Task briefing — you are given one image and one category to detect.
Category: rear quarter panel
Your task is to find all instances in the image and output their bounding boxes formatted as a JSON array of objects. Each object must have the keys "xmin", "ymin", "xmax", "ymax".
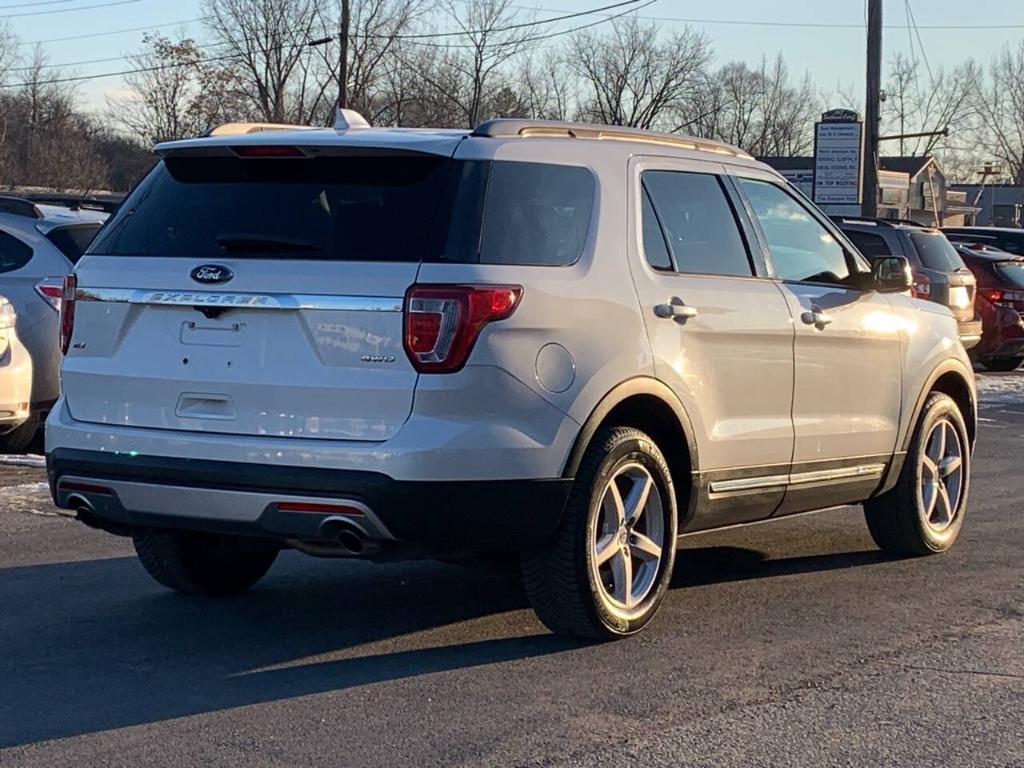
[{"xmin": 415, "ymin": 137, "xmax": 652, "ymax": 466}]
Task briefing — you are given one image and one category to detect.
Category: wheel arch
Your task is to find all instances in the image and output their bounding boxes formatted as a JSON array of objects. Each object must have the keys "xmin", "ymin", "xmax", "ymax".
[
  {"xmin": 563, "ymin": 377, "xmax": 699, "ymax": 521},
  {"xmin": 905, "ymin": 361, "xmax": 977, "ymax": 452}
]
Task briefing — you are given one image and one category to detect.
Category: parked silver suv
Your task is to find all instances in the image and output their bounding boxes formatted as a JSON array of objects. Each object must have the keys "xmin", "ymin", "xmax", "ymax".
[{"xmin": 46, "ymin": 116, "xmax": 976, "ymax": 639}]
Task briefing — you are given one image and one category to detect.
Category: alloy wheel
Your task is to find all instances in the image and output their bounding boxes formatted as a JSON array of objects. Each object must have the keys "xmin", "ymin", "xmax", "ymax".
[{"xmin": 919, "ymin": 418, "xmax": 964, "ymax": 533}]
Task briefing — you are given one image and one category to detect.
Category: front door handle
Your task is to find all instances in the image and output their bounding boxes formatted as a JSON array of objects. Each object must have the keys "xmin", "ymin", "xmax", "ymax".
[
  {"xmin": 654, "ymin": 297, "xmax": 699, "ymax": 322},
  {"xmin": 801, "ymin": 307, "xmax": 834, "ymax": 329}
]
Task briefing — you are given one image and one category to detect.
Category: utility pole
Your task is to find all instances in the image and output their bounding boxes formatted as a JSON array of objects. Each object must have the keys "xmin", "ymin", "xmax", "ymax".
[
  {"xmin": 337, "ymin": 0, "xmax": 350, "ymax": 109},
  {"xmin": 863, "ymin": 0, "xmax": 882, "ymax": 218}
]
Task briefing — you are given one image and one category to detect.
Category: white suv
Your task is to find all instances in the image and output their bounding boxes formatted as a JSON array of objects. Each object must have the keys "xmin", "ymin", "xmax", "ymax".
[{"xmin": 46, "ymin": 115, "xmax": 976, "ymax": 639}]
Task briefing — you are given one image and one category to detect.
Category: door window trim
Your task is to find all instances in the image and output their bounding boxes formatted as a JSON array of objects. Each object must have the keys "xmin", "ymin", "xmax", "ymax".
[
  {"xmin": 732, "ymin": 173, "xmax": 873, "ymax": 290},
  {"xmin": 633, "ymin": 162, "xmax": 771, "ymax": 281}
]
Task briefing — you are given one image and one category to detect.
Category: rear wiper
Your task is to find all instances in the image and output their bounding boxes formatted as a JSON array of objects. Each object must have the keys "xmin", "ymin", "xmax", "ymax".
[{"xmin": 217, "ymin": 234, "xmax": 322, "ymax": 253}]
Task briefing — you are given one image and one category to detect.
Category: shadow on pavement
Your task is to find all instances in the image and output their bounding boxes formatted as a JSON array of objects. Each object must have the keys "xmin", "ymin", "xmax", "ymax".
[{"xmin": 0, "ymin": 541, "xmax": 890, "ymax": 748}]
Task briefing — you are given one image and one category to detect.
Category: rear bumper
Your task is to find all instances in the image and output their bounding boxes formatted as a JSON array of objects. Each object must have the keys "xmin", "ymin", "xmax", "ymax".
[
  {"xmin": 957, "ymin": 318, "xmax": 984, "ymax": 350},
  {"xmin": 47, "ymin": 448, "xmax": 572, "ymax": 553}
]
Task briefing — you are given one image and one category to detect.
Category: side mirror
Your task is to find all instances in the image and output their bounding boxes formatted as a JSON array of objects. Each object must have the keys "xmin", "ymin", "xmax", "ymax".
[{"xmin": 871, "ymin": 255, "xmax": 913, "ymax": 293}]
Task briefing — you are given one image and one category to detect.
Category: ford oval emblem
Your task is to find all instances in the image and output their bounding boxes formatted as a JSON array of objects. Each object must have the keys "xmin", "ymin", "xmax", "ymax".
[{"xmin": 191, "ymin": 264, "xmax": 233, "ymax": 285}]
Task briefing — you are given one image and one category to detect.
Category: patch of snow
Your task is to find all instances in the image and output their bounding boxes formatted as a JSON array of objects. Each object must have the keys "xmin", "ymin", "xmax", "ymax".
[
  {"xmin": 0, "ymin": 454, "xmax": 46, "ymax": 468},
  {"xmin": 974, "ymin": 372, "xmax": 1024, "ymax": 408}
]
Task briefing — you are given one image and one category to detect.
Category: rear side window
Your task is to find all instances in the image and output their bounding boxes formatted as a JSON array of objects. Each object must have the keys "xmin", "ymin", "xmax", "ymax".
[
  {"xmin": 909, "ymin": 231, "xmax": 965, "ymax": 272},
  {"xmin": 0, "ymin": 230, "xmax": 32, "ymax": 273},
  {"xmin": 640, "ymin": 187, "xmax": 672, "ymax": 270},
  {"xmin": 641, "ymin": 170, "xmax": 752, "ymax": 277},
  {"xmin": 438, "ymin": 160, "xmax": 594, "ymax": 266},
  {"xmin": 46, "ymin": 225, "xmax": 101, "ymax": 263},
  {"xmin": 843, "ymin": 229, "xmax": 891, "ymax": 258}
]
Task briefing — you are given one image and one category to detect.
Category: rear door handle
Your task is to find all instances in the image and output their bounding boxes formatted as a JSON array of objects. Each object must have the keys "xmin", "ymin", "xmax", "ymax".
[
  {"xmin": 654, "ymin": 297, "xmax": 699, "ymax": 322},
  {"xmin": 801, "ymin": 308, "xmax": 833, "ymax": 329}
]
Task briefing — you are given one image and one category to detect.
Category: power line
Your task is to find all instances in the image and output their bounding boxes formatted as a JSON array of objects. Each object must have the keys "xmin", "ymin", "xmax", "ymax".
[
  {"xmin": 0, "ymin": 0, "xmax": 139, "ymax": 18},
  {"xmin": 0, "ymin": 0, "xmax": 92, "ymax": 9},
  {"xmin": 513, "ymin": 4, "xmax": 1024, "ymax": 30},
  {"xmin": 8, "ymin": 0, "xmax": 642, "ymax": 72},
  {"xmin": 0, "ymin": 0, "xmax": 650, "ymax": 88},
  {"xmin": 905, "ymin": 0, "xmax": 935, "ymax": 84},
  {"xmin": 18, "ymin": 17, "xmax": 203, "ymax": 46}
]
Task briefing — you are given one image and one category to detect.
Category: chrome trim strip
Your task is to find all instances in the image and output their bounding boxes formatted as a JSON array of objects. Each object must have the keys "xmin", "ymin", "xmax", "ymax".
[
  {"xmin": 75, "ymin": 287, "xmax": 403, "ymax": 313},
  {"xmin": 709, "ymin": 463, "xmax": 886, "ymax": 494},
  {"xmin": 789, "ymin": 463, "xmax": 886, "ymax": 486},
  {"xmin": 709, "ymin": 474, "xmax": 789, "ymax": 494}
]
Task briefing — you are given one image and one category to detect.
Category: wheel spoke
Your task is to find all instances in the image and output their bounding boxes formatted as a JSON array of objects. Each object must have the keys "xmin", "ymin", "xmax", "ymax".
[
  {"xmin": 934, "ymin": 483, "xmax": 953, "ymax": 526},
  {"xmin": 624, "ymin": 473, "xmax": 653, "ymax": 526},
  {"xmin": 923, "ymin": 480, "xmax": 939, "ymax": 519},
  {"xmin": 921, "ymin": 454, "xmax": 938, "ymax": 478},
  {"xmin": 595, "ymin": 533, "xmax": 619, "ymax": 567},
  {"xmin": 630, "ymin": 531, "xmax": 662, "ymax": 561},
  {"xmin": 938, "ymin": 454, "xmax": 962, "ymax": 478},
  {"xmin": 611, "ymin": 548, "xmax": 633, "ymax": 607},
  {"xmin": 606, "ymin": 479, "xmax": 626, "ymax": 527}
]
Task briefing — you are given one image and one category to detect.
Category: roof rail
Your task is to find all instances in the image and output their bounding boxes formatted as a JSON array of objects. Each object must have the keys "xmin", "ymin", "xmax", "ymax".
[
  {"xmin": 471, "ymin": 119, "xmax": 753, "ymax": 159},
  {"xmin": 0, "ymin": 196, "xmax": 43, "ymax": 219},
  {"xmin": 203, "ymin": 122, "xmax": 312, "ymax": 137},
  {"xmin": 830, "ymin": 215, "xmax": 928, "ymax": 229}
]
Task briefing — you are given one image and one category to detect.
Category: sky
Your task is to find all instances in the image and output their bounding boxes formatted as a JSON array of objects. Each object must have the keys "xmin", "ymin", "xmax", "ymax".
[{"xmin": 3, "ymin": 0, "xmax": 1023, "ymax": 113}]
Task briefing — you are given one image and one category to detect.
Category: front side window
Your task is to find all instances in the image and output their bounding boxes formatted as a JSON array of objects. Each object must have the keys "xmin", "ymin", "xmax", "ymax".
[
  {"xmin": 739, "ymin": 178, "xmax": 852, "ymax": 285},
  {"xmin": 640, "ymin": 170, "xmax": 753, "ymax": 277}
]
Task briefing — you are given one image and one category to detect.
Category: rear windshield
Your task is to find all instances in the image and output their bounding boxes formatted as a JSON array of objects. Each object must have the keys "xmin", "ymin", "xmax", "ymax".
[
  {"xmin": 88, "ymin": 154, "xmax": 594, "ymax": 267},
  {"xmin": 46, "ymin": 224, "xmax": 102, "ymax": 263},
  {"xmin": 909, "ymin": 231, "xmax": 966, "ymax": 272},
  {"xmin": 993, "ymin": 260, "xmax": 1024, "ymax": 288}
]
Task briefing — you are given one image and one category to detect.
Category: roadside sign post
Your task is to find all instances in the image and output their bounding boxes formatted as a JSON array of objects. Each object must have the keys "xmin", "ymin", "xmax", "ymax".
[{"xmin": 813, "ymin": 109, "xmax": 865, "ymax": 215}]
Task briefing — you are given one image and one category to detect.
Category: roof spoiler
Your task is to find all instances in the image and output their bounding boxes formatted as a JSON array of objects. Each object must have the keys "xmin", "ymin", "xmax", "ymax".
[{"xmin": 0, "ymin": 196, "xmax": 43, "ymax": 219}]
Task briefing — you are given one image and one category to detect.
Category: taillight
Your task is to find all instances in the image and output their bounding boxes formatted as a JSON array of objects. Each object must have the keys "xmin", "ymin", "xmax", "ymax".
[
  {"xmin": 403, "ymin": 284, "xmax": 522, "ymax": 373},
  {"xmin": 59, "ymin": 273, "xmax": 77, "ymax": 355},
  {"xmin": 911, "ymin": 271, "xmax": 931, "ymax": 299},
  {"xmin": 35, "ymin": 279, "xmax": 64, "ymax": 311},
  {"xmin": 980, "ymin": 287, "xmax": 1004, "ymax": 304}
]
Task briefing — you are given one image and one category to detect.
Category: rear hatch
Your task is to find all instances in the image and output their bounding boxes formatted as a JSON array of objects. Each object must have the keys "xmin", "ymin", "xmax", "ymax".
[
  {"xmin": 987, "ymin": 258, "xmax": 1024, "ymax": 314},
  {"xmin": 908, "ymin": 230, "xmax": 976, "ymax": 322},
  {"xmin": 64, "ymin": 149, "xmax": 454, "ymax": 441}
]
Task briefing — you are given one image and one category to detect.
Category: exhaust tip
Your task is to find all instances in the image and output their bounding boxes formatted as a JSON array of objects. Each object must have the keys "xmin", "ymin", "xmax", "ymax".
[{"xmin": 318, "ymin": 516, "xmax": 369, "ymax": 555}]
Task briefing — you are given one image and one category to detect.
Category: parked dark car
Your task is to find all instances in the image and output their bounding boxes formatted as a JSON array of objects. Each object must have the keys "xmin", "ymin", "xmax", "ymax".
[
  {"xmin": 832, "ymin": 217, "xmax": 982, "ymax": 349},
  {"xmin": 952, "ymin": 240, "xmax": 1024, "ymax": 371},
  {"xmin": 943, "ymin": 226, "xmax": 1024, "ymax": 257}
]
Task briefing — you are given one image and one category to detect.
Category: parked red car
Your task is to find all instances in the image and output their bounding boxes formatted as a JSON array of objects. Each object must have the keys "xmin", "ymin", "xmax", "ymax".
[{"xmin": 952, "ymin": 241, "xmax": 1024, "ymax": 371}]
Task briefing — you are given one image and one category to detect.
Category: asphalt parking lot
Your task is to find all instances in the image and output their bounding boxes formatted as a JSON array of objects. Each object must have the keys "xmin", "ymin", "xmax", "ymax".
[{"xmin": 2, "ymin": 373, "xmax": 1023, "ymax": 767}]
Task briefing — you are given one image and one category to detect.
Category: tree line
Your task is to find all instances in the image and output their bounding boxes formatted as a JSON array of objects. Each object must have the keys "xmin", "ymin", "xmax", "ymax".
[{"xmin": 1, "ymin": 0, "xmax": 1022, "ymax": 193}]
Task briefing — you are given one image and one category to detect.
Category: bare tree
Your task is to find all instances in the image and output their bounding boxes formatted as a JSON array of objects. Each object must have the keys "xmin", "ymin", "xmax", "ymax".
[
  {"xmin": 685, "ymin": 54, "xmax": 818, "ymax": 155},
  {"xmin": 520, "ymin": 50, "xmax": 576, "ymax": 121},
  {"xmin": 569, "ymin": 18, "xmax": 711, "ymax": 130},
  {"xmin": 412, "ymin": 0, "xmax": 539, "ymax": 128},
  {"xmin": 203, "ymin": 0, "xmax": 320, "ymax": 123},
  {"xmin": 973, "ymin": 42, "xmax": 1024, "ymax": 184},
  {"xmin": 882, "ymin": 53, "xmax": 978, "ymax": 157},
  {"xmin": 107, "ymin": 34, "xmax": 244, "ymax": 144}
]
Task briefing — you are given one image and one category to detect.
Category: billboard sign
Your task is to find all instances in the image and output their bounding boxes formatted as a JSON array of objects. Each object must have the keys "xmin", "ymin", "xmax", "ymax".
[{"xmin": 813, "ymin": 111, "xmax": 864, "ymax": 205}]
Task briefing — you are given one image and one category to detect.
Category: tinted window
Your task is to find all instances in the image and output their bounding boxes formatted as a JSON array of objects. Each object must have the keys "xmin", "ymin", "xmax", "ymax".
[
  {"xmin": 908, "ymin": 231, "xmax": 965, "ymax": 272},
  {"xmin": 640, "ymin": 187, "xmax": 672, "ymax": 270},
  {"xmin": 993, "ymin": 261, "xmax": 1024, "ymax": 287},
  {"xmin": 843, "ymin": 229, "xmax": 890, "ymax": 258},
  {"xmin": 90, "ymin": 156, "xmax": 451, "ymax": 261},
  {"xmin": 476, "ymin": 162, "xmax": 593, "ymax": 266},
  {"xmin": 995, "ymin": 235, "xmax": 1024, "ymax": 255},
  {"xmin": 641, "ymin": 171, "xmax": 752, "ymax": 276},
  {"xmin": 739, "ymin": 178, "xmax": 850, "ymax": 284},
  {"xmin": 0, "ymin": 231, "xmax": 33, "ymax": 273},
  {"xmin": 46, "ymin": 224, "xmax": 101, "ymax": 263}
]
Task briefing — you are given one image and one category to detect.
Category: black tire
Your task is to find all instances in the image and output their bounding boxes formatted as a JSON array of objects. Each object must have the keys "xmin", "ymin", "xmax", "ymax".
[
  {"xmin": 133, "ymin": 531, "xmax": 279, "ymax": 595},
  {"xmin": 522, "ymin": 426, "xmax": 678, "ymax": 640},
  {"xmin": 864, "ymin": 392, "xmax": 970, "ymax": 556},
  {"xmin": 0, "ymin": 411, "xmax": 40, "ymax": 454},
  {"xmin": 978, "ymin": 356, "xmax": 1024, "ymax": 372}
]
